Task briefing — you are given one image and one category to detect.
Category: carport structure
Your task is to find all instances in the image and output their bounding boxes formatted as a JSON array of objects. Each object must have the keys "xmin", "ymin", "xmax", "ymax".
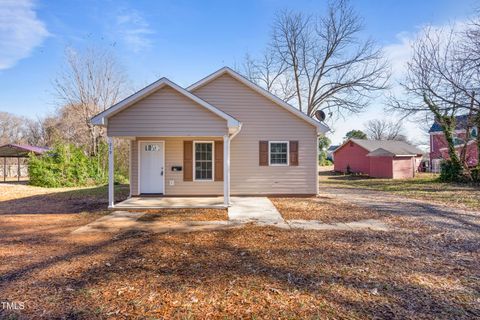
[{"xmin": 0, "ymin": 144, "xmax": 49, "ymax": 182}]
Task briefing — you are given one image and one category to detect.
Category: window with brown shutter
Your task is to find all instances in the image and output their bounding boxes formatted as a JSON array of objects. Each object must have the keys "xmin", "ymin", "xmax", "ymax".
[
  {"xmin": 289, "ymin": 141, "xmax": 299, "ymax": 166},
  {"xmin": 214, "ymin": 140, "xmax": 223, "ymax": 181},
  {"xmin": 183, "ymin": 141, "xmax": 193, "ymax": 181},
  {"xmin": 259, "ymin": 141, "xmax": 268, "ymax": 166}
]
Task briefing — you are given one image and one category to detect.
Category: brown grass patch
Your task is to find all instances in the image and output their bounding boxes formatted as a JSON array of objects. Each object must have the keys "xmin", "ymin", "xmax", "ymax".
[
  {"xmin": 0, "ymin": 183, "xmax": 129, "ymax": 215},
  {"xmin": 320, "ymin": 171, "xmax": 480, "ymax": 210},
  {"xmin": 271, "ymin": 197, "xmax": 382, "ymax": 222},
  {"xmin": 0, "ymin": 184, "xmax": 478, "ymax": 319},
  {"xmin": 1, "ymin": 214, "xmax": 478, "ymax": 319},
  {"xmin": 138, "ymin": 208, "xmax": 228, "ymax": 222}
]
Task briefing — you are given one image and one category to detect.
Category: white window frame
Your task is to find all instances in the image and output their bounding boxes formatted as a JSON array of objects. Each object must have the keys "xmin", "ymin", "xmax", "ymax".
[
  {"xmin": 268, "ymin": 141, "xmax": 289, "ymax": 166},
  {"xmin": 193, "ymin": 141, "xmax": 215, "ymax": 181}
]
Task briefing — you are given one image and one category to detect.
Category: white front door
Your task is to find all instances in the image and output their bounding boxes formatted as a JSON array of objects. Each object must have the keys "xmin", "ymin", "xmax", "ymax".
[{"xmin": 139, "ymin": 141, "xmax": 164, "ymax": 194}]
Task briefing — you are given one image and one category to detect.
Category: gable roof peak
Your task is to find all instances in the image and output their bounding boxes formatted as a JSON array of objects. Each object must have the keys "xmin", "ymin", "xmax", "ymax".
[
  {"xmin": 91, "ymin": 76, "xmax": 240, "ymax": 128},
  {"xmin": 188, "ymin": 67, "xmax": 329, "ymax": 134}
]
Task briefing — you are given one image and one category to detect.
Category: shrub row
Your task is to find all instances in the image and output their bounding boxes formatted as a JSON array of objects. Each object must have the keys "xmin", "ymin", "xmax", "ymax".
[{"xmin": 28, "ymin": 143, "xmax": 127, "ymax": 188}]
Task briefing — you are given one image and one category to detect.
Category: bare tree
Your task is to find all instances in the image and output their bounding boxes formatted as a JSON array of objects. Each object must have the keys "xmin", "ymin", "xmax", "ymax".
[
  {"xmin": 364, "ymin": 119, "xmax": 407, "ymax": 141},
  {"xmin": 393, "ymin": 27, "xmax": 464, "ymax": 164},
  {"xmin": 387, "ymin": 24, "xmax": 479, "ymax": 179},
  {"xmin": 53, "ymin": 47, "xmax": 128, "ymax": 154},
  {"xmin": 242, "ymin": 0, "xmax": 389, "ymax": 119},
  {"xmin": 239, "ymin": 50, "xmax": 296, "ymax": 103},
  {"xmin": 0, "ymin": 112, "xmax": 27, "ymax": 145}
]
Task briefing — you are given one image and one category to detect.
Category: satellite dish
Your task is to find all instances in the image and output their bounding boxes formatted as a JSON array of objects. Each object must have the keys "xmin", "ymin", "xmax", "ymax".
[{"xmin": 315, "ymin": 110, "xmax": 326, "ymax": 121}]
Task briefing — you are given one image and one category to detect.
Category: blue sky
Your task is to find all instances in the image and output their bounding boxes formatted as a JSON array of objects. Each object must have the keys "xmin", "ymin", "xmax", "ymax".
[{"xmin": 0, "ymin": 0, "xmax": 477, "ymax": 144}]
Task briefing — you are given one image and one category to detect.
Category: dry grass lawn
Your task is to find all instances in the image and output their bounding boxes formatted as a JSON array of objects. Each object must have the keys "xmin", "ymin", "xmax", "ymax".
[
  {"xmin": 0, "ymin": 183, "xmax": 478, "ymax": 319},
  {"xmin": 321, "ymin": 172, "xmax": 480, "ymax": 210},
  {"xmin": 271, "ymin": 196, "xmax": 381, "ymax": 222}
]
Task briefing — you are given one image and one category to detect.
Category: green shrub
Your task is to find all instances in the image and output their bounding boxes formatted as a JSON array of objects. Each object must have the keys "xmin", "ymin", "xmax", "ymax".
[
  {"xmin": 319, "ymin": 159, "xmax": 333, "ymax": 166},
  {"xmin": 28, "ymin": 143, "xmax": 123, "ymax": 188},
  {"xmin": 472, "ymin": 167, "xmax": 480, "ymax": 182},
  {"xmin": 439, "ymin": 160, "xmax": 464, "ymax": 182}
]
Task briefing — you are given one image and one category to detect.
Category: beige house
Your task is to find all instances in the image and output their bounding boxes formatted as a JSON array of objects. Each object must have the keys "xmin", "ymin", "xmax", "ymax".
[{"xmin": 91, "ymin": 67, "xmax": 329, "ymax": 208}]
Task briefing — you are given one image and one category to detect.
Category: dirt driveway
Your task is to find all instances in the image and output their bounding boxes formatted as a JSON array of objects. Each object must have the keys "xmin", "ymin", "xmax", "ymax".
[{"xmin": 319, "ymin": 185, "xmax": 480, "ymax": 237}]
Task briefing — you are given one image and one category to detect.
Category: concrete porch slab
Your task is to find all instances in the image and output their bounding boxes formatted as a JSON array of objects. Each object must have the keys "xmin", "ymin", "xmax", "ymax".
[{"xmin": 114, "ymin": 196, "xmax": 226, "ymax": 209}]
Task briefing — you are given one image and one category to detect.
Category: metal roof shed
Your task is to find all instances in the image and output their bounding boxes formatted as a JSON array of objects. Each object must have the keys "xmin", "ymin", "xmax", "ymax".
[{"xmin": 0, "ymin": 144, "xmax": 49, "ymax": 182}]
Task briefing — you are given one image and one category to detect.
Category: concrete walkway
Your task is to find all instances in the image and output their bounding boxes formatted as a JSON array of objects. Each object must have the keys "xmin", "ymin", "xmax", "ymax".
[
  {"xmin": 287, "ymin": 219, "xmax": 390, "ymax": 231},
  {"xmin": 72, "ymin": 211, "xmax": 146, "ymax": 234},
  {"xmin": 228, "ymin": 197, "xmax": 288, "ymax": 228},
  {"xmin": 72, "ymin": 197, "xmax": 390, "ymax": 234},
  {"xmin": 72, "ymin": 211, "xmax": 242, "ymax": 234}
]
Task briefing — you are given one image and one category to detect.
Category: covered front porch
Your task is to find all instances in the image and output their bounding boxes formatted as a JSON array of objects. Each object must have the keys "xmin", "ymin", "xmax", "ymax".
[
  {"xmin": 90, "ymin": 76, "xmax": 243, "ymax": 209},
  {"xmin": 106, "ymin": 135, "xmax": 236, "ymax": 209},
  {"xmin": 114, "ymin": 196, "xmax": 226, "ymax": 209}
]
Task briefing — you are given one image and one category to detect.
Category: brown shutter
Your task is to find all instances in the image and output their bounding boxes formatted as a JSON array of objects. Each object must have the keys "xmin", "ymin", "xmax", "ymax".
[
  {"xmin": 214, "ymin": 140, "xmax": 223, "ymax": 181},
  {"xmin": 290, "ymin": 141, "xmax": 299, "ymax": 166},
  {"xmin": 183, "ymin": 141, "xmax": 193, "ymax": 181},
  {"xmin": 259, "ymin": 141, "xmax": 268, "ymax": 166}
]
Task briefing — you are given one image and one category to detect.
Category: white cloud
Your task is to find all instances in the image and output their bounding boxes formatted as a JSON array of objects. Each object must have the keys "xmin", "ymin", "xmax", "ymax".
[
  {"xmin": 0, "ymin": 0, "xmax": 49, "ymax": 70},
  {"xmin": 383, "ymin": 20, "xmax": 468, "ymax": 82},
  {"xmin": 115, "ymin": 10, "xmax": 154, "ymax": 53},
  {"xmin": 383, "ymin": 31, "xmax": 415, "ymax": 81}
]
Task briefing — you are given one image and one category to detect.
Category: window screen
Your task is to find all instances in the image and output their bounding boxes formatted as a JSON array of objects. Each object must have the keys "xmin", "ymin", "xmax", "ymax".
[
  {"xmin": 194, "ymin": 142, "xmax": 213, "ymax": 180},
  {"xmin": 269, "ymin": 142, "xmax": 288, "ymax": 165}
]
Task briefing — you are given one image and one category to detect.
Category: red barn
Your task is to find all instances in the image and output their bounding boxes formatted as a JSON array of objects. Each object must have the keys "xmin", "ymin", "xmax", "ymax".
[{"xmin": 333, "ymin": 139, "xmax": 424, "ymax": 179}]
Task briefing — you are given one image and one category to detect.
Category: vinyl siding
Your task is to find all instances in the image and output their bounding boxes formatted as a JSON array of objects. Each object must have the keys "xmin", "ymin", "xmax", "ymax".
[
  {"xmin": 192, "ymin": 74, "xmax": 318, "ymax": 194},
  {"xmin": 107, "ymin": 85, "xmax": 228, "ymax": 137},
  {"xmin": 131, "ymin": 137, "xmax": 223, "ymax": 196}
]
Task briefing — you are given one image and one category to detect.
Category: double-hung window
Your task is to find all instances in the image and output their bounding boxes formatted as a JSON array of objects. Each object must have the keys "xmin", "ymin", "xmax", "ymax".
[
  {"xmin": 194, "ymin": 142, "xmax": 213, "ymax": 180},
  {"xmin": 269, "ymin": 141, "xmax": 289, "ymax": 165}
]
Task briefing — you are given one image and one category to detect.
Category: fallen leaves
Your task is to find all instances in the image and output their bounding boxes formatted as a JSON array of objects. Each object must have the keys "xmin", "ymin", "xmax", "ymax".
[
  {"xmin": 271, "ymin": 197, "xmax": 382, "ymax": 222},
  {"xmin": 0, "ymin": 184, "xmax": 478, "ymax": 319}
]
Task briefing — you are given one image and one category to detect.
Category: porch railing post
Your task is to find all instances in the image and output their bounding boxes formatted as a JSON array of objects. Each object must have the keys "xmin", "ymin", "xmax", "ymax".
[
  {"xmin": 108, "ymin": 136, "xmax": 114, "ymax": 208},
  {"xmin": 223, "ymin": 135, "xmax": 230, "ymax": 206}
]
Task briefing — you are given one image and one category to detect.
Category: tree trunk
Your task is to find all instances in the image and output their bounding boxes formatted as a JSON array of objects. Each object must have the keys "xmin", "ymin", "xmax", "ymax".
[
  {"xmin": 476, "ymin": 113, "xmax": 480, "ymax": 170},
  {"xmin": 443, "ymin": 123, "xmax": 461, "ymax": 166},
  {"xmin": 424, "ymin": 95, "xmax": 462, "ymax": 168}
]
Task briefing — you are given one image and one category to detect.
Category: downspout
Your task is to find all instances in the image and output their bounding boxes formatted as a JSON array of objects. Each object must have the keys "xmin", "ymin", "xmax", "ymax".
[{"xmin": 224, "ymin": 123, "xmax": 242, "ymax": 207}]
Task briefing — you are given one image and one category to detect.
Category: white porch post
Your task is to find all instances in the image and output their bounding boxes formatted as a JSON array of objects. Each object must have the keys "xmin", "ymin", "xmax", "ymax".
[
  {"xmin": 108, "ymin": 136, "xmax": 114, "ymax": 208},
  {"xmin": 223, "ymin": 135, "xmax": 230, "ymax": 206}
]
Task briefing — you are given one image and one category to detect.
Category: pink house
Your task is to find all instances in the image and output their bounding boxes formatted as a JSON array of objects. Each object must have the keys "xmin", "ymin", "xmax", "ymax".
[
  {"xmin": 429, "ymin": 115, "xmax": 478, "ymax": 172},
  {"xmin": 333, "ymin": 139, "xmax": 424, "ymax": 179}
]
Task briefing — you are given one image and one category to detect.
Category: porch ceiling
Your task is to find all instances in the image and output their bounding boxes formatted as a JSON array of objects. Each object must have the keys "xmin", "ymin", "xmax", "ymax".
[{"xmin": 114, "ymin": 196, "xmax": 226, "ymax": 209}]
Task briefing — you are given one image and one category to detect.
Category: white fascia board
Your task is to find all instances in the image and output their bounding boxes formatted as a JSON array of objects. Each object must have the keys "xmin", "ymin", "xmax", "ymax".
[{"xmin": 188, "ymin": 67, "xmax": 330, "ymax": 134}]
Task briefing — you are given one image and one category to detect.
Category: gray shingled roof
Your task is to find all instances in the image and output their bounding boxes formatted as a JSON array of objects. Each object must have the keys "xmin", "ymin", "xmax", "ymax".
[{"xmin": 349, "ymin": 139, "xmax": 424, "ymax": 157}]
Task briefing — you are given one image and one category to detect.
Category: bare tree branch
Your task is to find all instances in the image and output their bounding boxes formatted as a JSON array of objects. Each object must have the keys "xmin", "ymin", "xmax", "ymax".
[
  {"xmin": 53, "ymin": 46, "xmax": 128, "ymax": 154},
  {"xmin": 364, "ymin": 119, "xmax": 408, "ymax": 141},
  {"xmin": 239, "ymin": 0, "xmax": 389, "ymax": 121}
]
